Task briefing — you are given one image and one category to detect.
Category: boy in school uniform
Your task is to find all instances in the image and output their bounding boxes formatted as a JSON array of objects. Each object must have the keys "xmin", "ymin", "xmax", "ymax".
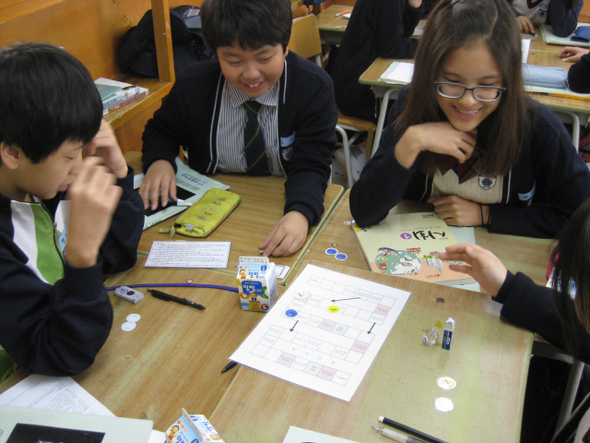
[
  {"xmin": 0, "ymin": 43, "xmax": 144, "ymax": 381},
  {"xmin": 139, "ymin": 0, "xmax": 338, "ymax": 258}
]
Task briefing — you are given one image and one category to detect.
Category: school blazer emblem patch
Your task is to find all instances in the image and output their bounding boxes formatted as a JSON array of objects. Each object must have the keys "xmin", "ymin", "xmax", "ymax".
[{"xmin": 479, "ymin": 175, "xmax": 497, "ymax": 190}]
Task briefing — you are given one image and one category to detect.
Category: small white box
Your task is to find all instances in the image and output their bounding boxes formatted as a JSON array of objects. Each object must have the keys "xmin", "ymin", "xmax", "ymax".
[{"xmin": 236, "ymin": 256, "xmax": 278, "ymax": 312}]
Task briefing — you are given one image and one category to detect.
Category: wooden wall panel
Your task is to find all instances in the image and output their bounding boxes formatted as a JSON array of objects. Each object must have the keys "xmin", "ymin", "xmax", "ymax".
[{"xmin": 0, "ymin": 0, "xmax": 155, "ymax": 79}]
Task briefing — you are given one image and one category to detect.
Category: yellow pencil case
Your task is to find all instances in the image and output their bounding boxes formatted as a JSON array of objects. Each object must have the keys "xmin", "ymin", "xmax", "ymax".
[{"xmin": 160, "ymin": 188, "xmax": 241, "ymax": 238}]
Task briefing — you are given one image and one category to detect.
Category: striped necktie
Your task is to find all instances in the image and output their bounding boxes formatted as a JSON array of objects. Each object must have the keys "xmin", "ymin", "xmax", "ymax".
[{"xmin": 243, "ymin": 100, "xmax": 269, "ymax": 175}]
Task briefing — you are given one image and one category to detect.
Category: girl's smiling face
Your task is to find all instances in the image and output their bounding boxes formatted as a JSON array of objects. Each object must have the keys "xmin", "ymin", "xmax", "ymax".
[{"xmin": 435, "ymin": 41, "xmax": 503, "ymax": 133}]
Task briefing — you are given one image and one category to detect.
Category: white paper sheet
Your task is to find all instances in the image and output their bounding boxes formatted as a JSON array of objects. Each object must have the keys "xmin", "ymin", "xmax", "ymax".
[
  {"xmin": 522, "ymin": 38, "xmax": 531, "ymax": 63},
  {"xmin": 379, "ymin": 61, "xmax": 414, "ymax": 85},
  {"xmin": 230, "ymin": 264, "xmax": 411, "ymax": 402},
  {"xmin": 0, "ymin": 375, "xmax": 113, "ymax": 415},
  {"xmin": 145, "ymin": 241, "xmax": 231, "ymax": 268}
]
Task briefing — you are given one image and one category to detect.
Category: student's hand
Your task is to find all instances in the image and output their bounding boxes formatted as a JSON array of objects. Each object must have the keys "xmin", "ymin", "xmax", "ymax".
[
  {"xmin": 428, "ymin": 195, "xmax": 489, "ymax": 227},
  {"xmin": 259, "ymin": 211, "xmax": 309, "ymax": 257},
  {"xmin": 65, "ymin": 156, "xmax": 123, "ymax": 268},
  {"xmin": 84, "ymin": 120, "xmax": 128, "ymax": 179},
  {"xmin": 516, "ymin": 16, "xmax": 535, "ymax": 35},
  {"xmin": 407, "ymin": 0, "xmax": 422, "ymax": 8},
  {"xmin": 138, "ymin": 160, "xmax": 177, "ymax": 210},
  {"xmin": 559, "ymin": 46, "xmax": 590, "ymax": 63},
  {"xmin": 439, "ymin": 243, "xmax": 508, "ymax": 296},
  {"xmin": 395, "ymin": 122, "xmax": 476, "ymax": 169}
]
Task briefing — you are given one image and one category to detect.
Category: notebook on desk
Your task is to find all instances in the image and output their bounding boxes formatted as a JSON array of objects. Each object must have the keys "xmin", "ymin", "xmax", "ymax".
[
  {"xmin": 540, "ymin": 24, "xmax": 590, "ymax": 47},
  {"xmin": 378, "ymin": 61, "xmax": 414, "ymax": 85},
  {"xmin": 134, "ymin": 157, "xmax": 229, "ymax": 230},
  {"xmin": 352, "ymin": 211, "xmax": 475, "ymax": 286}
]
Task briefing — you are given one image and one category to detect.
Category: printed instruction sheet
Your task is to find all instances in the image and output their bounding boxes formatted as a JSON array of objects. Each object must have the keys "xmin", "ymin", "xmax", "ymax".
[
  {"xmin": 145, "ymin": 241, "xmax": 231, "ymax": 268},
  {"xmin": 230, "ymin": 264, "xmax": 411, "ymax": 401},
  {"xmin": 0, "ymin": 375, "xmax": 114, "ymax": 415}
]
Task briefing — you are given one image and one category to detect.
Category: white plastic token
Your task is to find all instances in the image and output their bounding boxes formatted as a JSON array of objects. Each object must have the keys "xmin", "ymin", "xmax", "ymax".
[
  {"xmin": 126, "ymin": 313, "xmax": 141, "ymax": 323},
  {"xmin": 434, "ymin": 397, "xmax": 454, "ymax": 412},
  {"xmin": 121, "ymin": 322, "xmax": 137, "ymax": 332},
  {"xmin": 437, "ymin": 376, "xmax": 457, "ymax": 390}
]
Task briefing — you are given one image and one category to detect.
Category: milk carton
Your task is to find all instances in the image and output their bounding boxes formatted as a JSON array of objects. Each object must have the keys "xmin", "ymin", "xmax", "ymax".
[
  {"xmin": 236, "ymin": 256, "xmax": 278, "ymax": 312},
  {"xmin": 165, "ymin": 409, "xmax": 224, "ymax": 443}
]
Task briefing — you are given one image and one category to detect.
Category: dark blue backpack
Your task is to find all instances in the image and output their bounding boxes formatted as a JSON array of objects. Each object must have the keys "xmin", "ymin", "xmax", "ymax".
[{"xmin": 118, "ymin": 5, "xmax": 215, "ymax": 78}]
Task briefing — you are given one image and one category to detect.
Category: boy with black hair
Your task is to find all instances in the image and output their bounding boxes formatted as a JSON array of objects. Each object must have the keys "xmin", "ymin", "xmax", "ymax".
[
  {"xmin": 0, "ymin": 42, "xmax": 144, "ymax": 381},
  {"xmin": 140, "ymin": 0, "xmax": 338, "ymax": 257}
]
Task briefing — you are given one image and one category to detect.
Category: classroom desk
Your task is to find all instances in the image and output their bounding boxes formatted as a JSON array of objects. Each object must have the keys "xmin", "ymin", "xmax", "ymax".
[
  {"xmin": 293, "ymin": 190, "xmax": 554, "ymax": 288},
  {"xmin": 317, "ymin": 4, "xmax": 351, "ymax": 45},
  {"xmin": 0, "ymin": 256, "xmax": 283, "ymax": 432},
  {"xmin": 360, "ymin": 34, "xmax": 590, "ymax": 156},
  {"xmin": 210, "ymin": 260, "xmax": 534, "ymax": 443},
  {"xmin": 358, "ymin": 57, "xmax": 406, "ymax": 156},
  {"xmin": 125, "ymin": 151, "xmax": 344, "ymax": 282}
]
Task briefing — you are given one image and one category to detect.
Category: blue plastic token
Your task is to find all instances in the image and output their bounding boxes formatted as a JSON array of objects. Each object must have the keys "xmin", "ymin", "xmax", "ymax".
[
  {"xmin": 335, "ymin": 253, "xmax": 348, "ymax": 261},
  {"xmin": 285, "ymin": 309, "xmax": 298, "ymax": 317},
  {"xmin": 325, "ymin": 248, "xmax": 338, "ymax": 255}
]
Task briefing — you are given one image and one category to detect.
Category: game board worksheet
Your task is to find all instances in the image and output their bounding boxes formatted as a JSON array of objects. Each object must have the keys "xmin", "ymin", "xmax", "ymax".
[{"xmin": 230, "ymin": 264, "xmax": 411, "ymax": 401}]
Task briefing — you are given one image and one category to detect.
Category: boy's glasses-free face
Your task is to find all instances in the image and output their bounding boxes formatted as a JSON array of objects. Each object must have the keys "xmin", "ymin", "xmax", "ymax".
[{"xmin": 433, "ymin": 81, "xmax": 507, "ymax": 102}]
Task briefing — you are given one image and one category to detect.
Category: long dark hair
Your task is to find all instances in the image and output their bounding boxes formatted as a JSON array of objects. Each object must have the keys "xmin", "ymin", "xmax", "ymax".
[
  {"xmin": 551, "ymin": 199, "xmax": 590, "ymax": 360},
  {"xmin": 395, "ymin": 0, "xmax": 529, "ymax": 176}
]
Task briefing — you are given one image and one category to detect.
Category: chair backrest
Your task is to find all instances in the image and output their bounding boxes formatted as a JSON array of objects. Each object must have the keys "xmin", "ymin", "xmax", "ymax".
[{"xmin": 288, "ymin": 14, "xmax": 322, "ymax": 66}]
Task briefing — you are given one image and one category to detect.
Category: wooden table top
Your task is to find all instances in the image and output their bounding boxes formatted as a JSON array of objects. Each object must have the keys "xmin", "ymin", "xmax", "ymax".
[
  {"xmin": 126, "ymin": 151, "xmax": 344, "ymax": 281},
  {"xmin": 0, "ymin": 192, "xmax": 540, "ymax": 441},
  {"xmin": 211, "ymin": 260, "xmax": 534, "ymax": 443},
  {"xmin": 316, "ymin": 4, "xmax": 351, "ymax": 30},
  {"xmin": 0, "ymin": 257, "xmax": 284, "ymax": 432}
]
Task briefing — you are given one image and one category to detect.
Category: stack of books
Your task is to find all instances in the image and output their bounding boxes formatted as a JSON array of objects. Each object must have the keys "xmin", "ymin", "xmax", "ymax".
[{"xmin": 95, "ymin": 77, "xmax": 148, "ymax": 115}]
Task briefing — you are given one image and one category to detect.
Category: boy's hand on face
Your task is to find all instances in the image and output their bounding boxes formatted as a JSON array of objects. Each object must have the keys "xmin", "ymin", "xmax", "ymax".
[
  {"xmin": 65, "ymin": 156, "xmax": 123, "ymax": 268},
  {"xmin": 396, "ymin": 122, "xmax": 476, "ymax": 169},
  {"xmin": 259, "ymin": 210, "xmax": 309, "ymax": 257},
  {"xmin": 439, "ymin": 243, "xmax": 508, "ymax": 296},
  {"xmin": 84, "ymin": 120, "xmax": 128, "ymax": 179},
  {"xmin": 138, "ymin": 160, "xmax": 177, "ymax": 210},
  {"xmin": 428, "ymin": 195, "xmax": 489, "ymax": 227}
]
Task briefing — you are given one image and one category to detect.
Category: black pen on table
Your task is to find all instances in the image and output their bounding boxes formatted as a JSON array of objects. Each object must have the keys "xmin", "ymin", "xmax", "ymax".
[
  {"xmin": 148, "ymin": 289, "xmax": 206, "ymax": 310},
  {"xmin": 379, "ymin": 416, "xmax": 448, "ymax": 443},
  {"xmin": 221, "ymin": 361, "xmax": 238, "ymax": 373}
]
